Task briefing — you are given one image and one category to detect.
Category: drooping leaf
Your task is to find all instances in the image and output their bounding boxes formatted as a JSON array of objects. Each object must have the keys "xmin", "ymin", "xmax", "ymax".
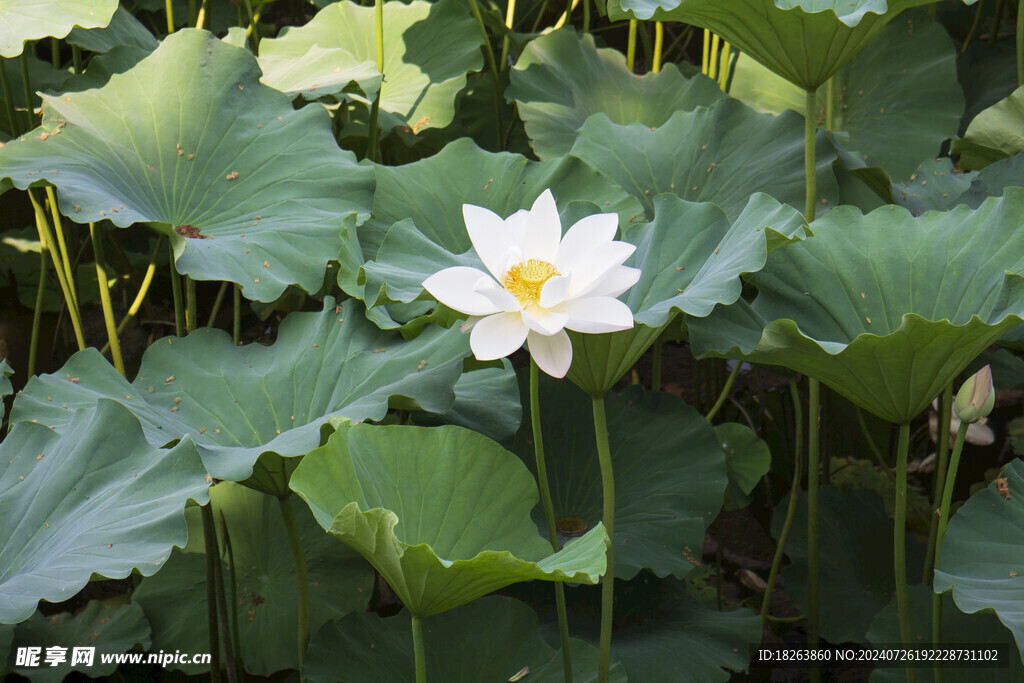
[
  {"xmin": 304, "ymin": 597, "xmax": 624, "ymax": 682},
  {"xmin": 934, "ymin": 458, "xmax": 1024, "ymax": 665},
  {"xmin": 772, "ymin": 486, "xmax": 925, "ymax": 644},
  {"xmin": 0, "ymin": 400, "xmax": 209, "ymax": 624},
  {"xmin": 0, "ymin": 0, "xmax": 118, "ymax": 57},
  {"xmin": 65, "ymin": 6, "xmax": 158, "ymax": 54},
  {"xmin": 689, "ymin": 192, "xmax": 1024, "ymax": 424},
  {"xmin": 717, "ymin": 422, "xmax": 772, "ymax": 511},
  {"xmin": 0, "ymin": 29, "xmax": 374, "ymax": 303},
  {"xmin": 133, "ymin": 482, "xmax": 373, "ymax": 676},
  {"xmin": 512, "ymin": 376, "xmax": 727, "ymax": 579},
  {"xmin": 606, "ymin": 0, "xmax": 940, "ymax": 90},
  {"xmin": 258, "ymin": 0, "xmax": 481, "ymax": 132},
  {"xmin": 290, "ymin": 423, "xmax": 609, "ymax": 617},
  {"xmin": 416, "ymin": 360, "xmax": 522, "ymax": 441},
  {"xmin": 867, "ymin": 586, "xmax": 1024, "ymax": 682},
  {"xmin": 10, "ymin": 298, "xmax": 471, "ymax": 486},
  {"xmin": 953, "ymin": 85, "xmax": 1024, "ymax": 171},
  {"xmin": 8, "ymin": 602, "xmax": 150, "ymax": 683},
  {"xmin": 730, "ymin": 8, "xmax": 963, "ymax": 181},
  {"xmin": 568, "ymin": 100, "xmax": 839, "ymax": 221},
  {"xmin": 507, "ymin": 28, "xmax": 724, "ymax": 158},
  {"xmin": 567, "ymin": 193, "xmax": 808, "ymax": 396}
]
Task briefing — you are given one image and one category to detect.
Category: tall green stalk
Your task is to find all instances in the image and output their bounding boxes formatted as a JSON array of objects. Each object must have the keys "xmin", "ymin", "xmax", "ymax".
[
  {"xmin": 923, "ymin": 383, "xmax": 954, "ymax": 582},
  {"xmin": 0, "ymin": 58, "xmax": 19, "ymax": 135},
  {"xmin": 465, "ymin": 0, "xmax": 504, "ymax": 150},
  {"xmin": 530, "ymin": 359, "xmax": 574, "ymax": 682},
  {"xmin": 89, "ymin": 223, "xmax": 126, "ymax": 376},
  {"xmin": 169, "ymin": 254, "xmax": 185, "ymax": 337},
  {"xmin": 185, "ymin": 275, "xmax": 198, "ymax": 333},
  {"xmin": 931, "ymin": 421, "xmax": 968, "ymax": 683},
  {"xmin": 593, "ymin": 394, "xmax": 615, "ymax": 683},
  {"xmin": 804, "ymin": 87, "xmax": 818, "ymax": 222},
  {"xmin": 201, "ymin": 504, "xmax": 223, "ymax": 683},
  {"xmin": 28, "ymin": 248, "xmax": 47, "ymax": 378},
  {"xmin": 1017, "ymin": 0, "xmax": 1024, "ymax": 85},
  {"xmin": 45, "ymin": 187, "xmax": 78, "ymax": 312},
  {"xmin": 807, "ymin": 378, "xmax": 820, "ymax": 654},
  {"xmin": 962, "ymin": 0, "xmax": 984, "ymax": 54},
  {"xmin": 500, "ymin": 0, "xmax": 517, "ymax": 69},
  {"xmin": 19, "ymin": 52, "xmax": 34, "ymax": 132},
  {"xmin": 279, "ymin": 496, "xmax": 310, "ymax": 667},
  {"xmin": 761, "ymin": 379, "xmax": 803, "ymax": 625},
  {"xmin": 28, "ymin": 189, "xmax": 86, "ymax": 350},
  {"xmin": 207, "ymin": 281, "xmax": 230, "ymax": 328},
  {"xmin": 652, "ymin": 22, "xmax": 664, "ymax": 73},
  {"xmin": 165, "ymin": 0, "xmax": 176, "ymax": 34},
  {"xmin": 233, "ymin": 284, "xmax": 241, "ymax": 345},
  {"xmin": 705, "ymin": 362, "xmax": 740, "ymax": 422},
  {"xmin": 894, "ymin": 422, "xmax": 917, "ymax": 683},
  {"xmin": 627, "ymin": 20, "xmax": 638, "ymax": 71},
  {"xmin": 101, "ymin": 236, "xmax": 165, "ymax": 355},
  {"xmin": 367, "ymin": 0, "xmax": 385, "ymax": 162},
  {"xmin": 411, "ymin": 615, "xmax": 427, "ymax": 683}
]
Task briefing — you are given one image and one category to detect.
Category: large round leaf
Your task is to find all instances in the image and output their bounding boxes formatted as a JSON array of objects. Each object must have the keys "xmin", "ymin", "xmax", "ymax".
[
  {"xmin": 132, "ymin": 482, "xmax": 373, "ymax": 676},
  {"xmin": 568, "ymin": 99, "xmax": 839, "ymax": 221},
  {"xmin": 257, "ymin": 0, "xmax": 481, "ymax": 133},
  {"xmin": 689, "ymin": 192, "xmax": 1024, "ymax": 424},
  {"xmin": 567, "ymin": 193, "xmax": 808, "ymax": 396},
  {"xmin": 65, "ymin": 6, "xmax": 158, "ymax": 54},
  {"xmin": 772, "ymin": 486, "xmax": 925, "ymax": 644},
  {"xmin": 934, "ymin": 458, "xmax": 1024, "ymax": 665},
  {"xmin": 8, "ymin": 602, "xmax": 150, "ymax": 682},
  {"xmin": 506, "ymin": 28, "xmax": 724, "ymax": 158},
  {"xmin": 606, "ymin": 0, "xmax": 939, "ymax": 90},
  {"xmin": 0, "ymin": 400, "xmax": 209, "ymax": 624},
  {"xmin": 10, "ymin": 298, "xmax": 471, "ymax": 485},
  {"xmin": 512, "ymin": 376, "xmax": 727, "ymax": 580},
  {"xmin": 290, "ymin": 423, "xmax": 609, "ymax": 617},
  {"xmin": 730, "ymin": 8, "xmax": 963, "ymax": 181},
  {"xmin": 304, "ymin": 597, "xmax": 624, "ymax": 682},
  {"xmin": 867, "ymin": 586, "xmax": 1024, "ymax": 682},
  {"xmin": 0, "ymin": 0, "xmax": 117, "ymax": 57},
  {"xmin": 953, "ymin": 84, "xmax": 1024, "ymax": 171},
  {"xmin": 0, "ymin": 29, "xmax": 373, "ymax": 303}
]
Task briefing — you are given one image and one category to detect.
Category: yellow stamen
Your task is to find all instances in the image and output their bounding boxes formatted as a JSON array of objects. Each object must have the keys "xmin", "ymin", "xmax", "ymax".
[{"xmin": 504, "ymin": 258, "xmax": 559, "ymax": 306}]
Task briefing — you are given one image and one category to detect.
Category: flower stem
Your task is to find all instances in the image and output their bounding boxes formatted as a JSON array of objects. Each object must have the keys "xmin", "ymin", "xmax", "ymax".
[
  {"xmin": 233, "ymin": 284, "xmax": 241, "ymax": 345},
  {"xmin": 530, "ymin": 360, "xmax": 574, "ymax": 681},
  {"xmin": 100, "ymin": 236, "xmax": 164, "ymax": 356},
  {"xmin": 923, "ymin": 383, "xmax": 953, "ymax": 582},
  {"xmin": 185, "ymin": 275, "xmax": 197, "ymax": 333},
  {"xmin": 762, "ymin": 379, "xmax": 803, "ymax": 625},
  {"xmin": 0, "ymin": 58, "xmax": 20, "ymax": 135},
  {"xmin": 652, "ymin": 23, "xmax": 664, "ymax": 73},
  {"xmin": 19, "ymin": 52, "xmax": 35, "ymax": 132},
  {"xmin": 804, "ymin": 87, "xmax": 818, "ymax": 222},
  {"xmin": 169, "ymin": 253, "xmax": 185, "ymax": 337},
  {"xmin": 894, "ymin": 422, "xmax": 917, "ymax": 683},
  {"xmin": 705, "ymin": 361, "xmax": 740, "ymax": 422},
  {"xmin": 411, "ymin": 615, "xmax": 427, "ymax": 683},
  {"xmin": 931, "ymin": 421, "xmax": 968, "ymax": 683},
  {"xmin": 28, "ymin": 248, "xmax": 47, "ymax": 377},
  {"xmin": 28, "ymin": 189, "xmax": 86, "ymax": 350},
  {"xmin": 201, "ymin": 503, "xmax": 223, "ymax": 683},
  {"xmin": 72, "ymin": 45, "xmax": 82, "ymax": 74},
  {"xmin": 962, "ymin": 0, "xmax": 984, "ymax": 54},
  {"xmin": 207, "ymin": 281, "xmax": 230, "ymax": 328},
  {"xmin": 807, "ymin": 378, "xmax": 820, "ymax": 653},
  {"xmin": 627, "ymin": 20, "xmax": 638, "ymax": 71},
  {"xmin": 165, "ymin": 0, "xmax": 175, "ymax": 34},
  {"xmin": 45, "ymin": 187, "xmax": 78, "ymax": 312},
  {"xmin": 592, "ymin": 394, "xmax": 615, "ymax": 683},
  {"xmin": 367, "ymin": 0, "xmax": 384, "ymax": 162},
  {"xmin": 89, "ymin": 223, "xmax": 126, "ymax": 376},
  {"xmin": 465, "ymin": 0, "xmax": 504, "ymax": 150},
  {"xmin": 278, "ymin": 495, "xmax": 310, "ymax": 667},
  {"xmin": 500, "ymin": 0, "xmax": 516, "ymax": 69}
]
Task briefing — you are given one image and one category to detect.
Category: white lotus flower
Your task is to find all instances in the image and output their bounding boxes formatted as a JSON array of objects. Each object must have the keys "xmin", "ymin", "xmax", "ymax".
[{"xmin": 422, "ymin": 189, "xmax": 640, "ymax": 378}]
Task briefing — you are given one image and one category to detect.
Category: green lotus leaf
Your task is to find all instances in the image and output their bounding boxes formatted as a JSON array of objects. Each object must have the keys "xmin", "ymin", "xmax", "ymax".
[
  {"xmin": 65, "ymin": 6, "xmax": 158, "ymax": 54},
  {"xmin": 569, "ymin": 100, "xmax": 838, "ymax": 221},
  {"xmin": 0, "ymin": 359, "xmax": 12, "ymax": 421},
  {"xmin": 133, "ymin": 482, "xmax": 373, "ymax": 676},
  {"xmin": 10, "ymin": 298, "xmax": 470, "ymax": 485},
  {"xmin": 0, "ymin": 29, "xmax": 374, "ymax": 303},
  {"xmin": 0, "ymin": 400, "xmax": 209, "ymax": 624},
  {"xmin": 717, "ymin": 422, "xmax": 772, "ymax": 512},
  {"xmin": 606, "ymin": 0, "xmax": 939, "ymax": 90},
  {"xmin": 0, "ymin": 227, "xmax": 103, "ymax": 312},
  {"xmin": 891, "ymin": 157, "xmax": 979, "ymax": 214},
  {"xmin": 257, "ymin": 0, "xmax": 481, "ymax": 132},
  {"xmin": 417, "ymin": 360, "xmax": 522, "ymax": 441},
  {"xmin": 290, "ymin": 423, "xmax": 609, "ymax": 617},
  {"xmin": 8, "ymin": 602, "xmax": 150, "ymax": 682},
  {"xmin": 771, "ymin": 486, "xmax": 924, "ymax": 644},
  {"xmin": 0, "ymin": 0, "xmax": 117, "ymax": 58},
  {"xmin": 304, "ymin": 596, "xmax": 624, "ymax": 682},
  {"xmin": 934, "ymin": 458, "xmax": 1024, "ymax": 665},
  {"xmin": 567, "ymin": 193, "xmax": 808, "ymax": 396},
  {"xmin": 506, "ymin": 28, "xmax": 724, "ymax": 158},
  {"xmin": 688, "ymin": 192, "xmax": 1024, "ymax": 424},
  {"xmin": 730, "ymin": 8, "xmax": 962, "ymax": 181},
  {"xmin": 867, "ymin": 586, "xmax": 1024, "ymax": 681},
  {"xmin": 342, "ymin": 137, "xmax": 642, "ymax": 323},
  {"xmin": 513, "ymin": 376, "xmax": 726, "ymax": 579},
  {"xmin": 953, "ymin": 84, "xmax": 1024, "ymax": 171}
]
